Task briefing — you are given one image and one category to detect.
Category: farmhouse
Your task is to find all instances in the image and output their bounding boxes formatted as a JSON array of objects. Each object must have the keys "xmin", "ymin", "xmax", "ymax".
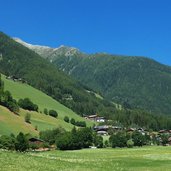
[
  {"xmin": 159, "ymin": 130, "xmax": 168, "ymax": 134},
  {"xmin": 84, "ymin": 114, "xmax": 97, "ymax": 121},
  {"xmin": 97, "ymin": 130, "xmax": 108, "ymax": 136},
  {"xmin": 84, "ymin": 114, "xmax": 105, "ymax": 122},
  {"xmin": 28, "ymin": 137, "xmax": 44, "ymax": 146},
  {"xmin": 96, "ymin": 117, "xmax": 105, "ymax": 123},
  {"xmin": 126, "ymin": 128, "xmax": 135, "ymax": 133},
  {"xmin": 94, "ymin": 125, "xmax": 109, "ymax": 131}
]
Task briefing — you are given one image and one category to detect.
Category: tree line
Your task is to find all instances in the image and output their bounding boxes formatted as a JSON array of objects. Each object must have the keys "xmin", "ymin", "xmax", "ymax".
[{"xmin": 1, "ymin": 126, "xmax": 170, "ymax": 152}]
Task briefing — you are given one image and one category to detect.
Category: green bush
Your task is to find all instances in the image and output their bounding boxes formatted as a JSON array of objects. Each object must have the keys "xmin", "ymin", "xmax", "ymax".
[
  {"xmin": 49, "ymin": 110, "xmax": 58, "ymax": 118},
  {"xmin": 127, "ymin": 139, "xmax": 134, "ymax": 148},
  {"xmin": 25, "ymin": 113, "xmax": 31, "ymax": 123},
  {"xmin": 109, "ymin": 132, "xmax": 127, "ymax": 148},
  {"xmin": 15, "ymin": 132, "xmax": 29, "ymax": 152},
  {"xmin": 39, "ymin": 127, "xmax": 66, "ymax": 145},
  {"xmin": 75, "ymin": 121, "xmax": 86, "ymax": 127},
  {"xmin": 93, "ymin": 133, "xmax": 103, "ymax": 148},
  {"xmin": 0, "ymin": 90, "xmax": 19, "ymax": 114},
  {"xmin": 132, "ymin": 131, "xmax": 146, "ymax": 147},
  {"xmin": 70, "ymin": 118, "xmax": 76, "ymax": 125},
  {"xmin": 18, "ymin": 98, "xmax": 38, "ymax": 111},
  {"xmin": 64, "ymin": 116, "xmax": 69, "ymax": 123},
  {"xmin": 56, "ymin": 127, "xmax": 93, "ymax": 150},
  {"xmin": 0, "ymin": 134, "xmax": 16, "ymax": 150},
  {"xmin": 44, "ymin": 108, "xmax": 48, "ymax": 115}
]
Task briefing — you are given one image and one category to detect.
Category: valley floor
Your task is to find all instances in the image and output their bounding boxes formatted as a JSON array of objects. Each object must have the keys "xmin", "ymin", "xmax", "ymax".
[{"xmin": 0, "ymin": 146, "xmax": 171, "ymax": 171}]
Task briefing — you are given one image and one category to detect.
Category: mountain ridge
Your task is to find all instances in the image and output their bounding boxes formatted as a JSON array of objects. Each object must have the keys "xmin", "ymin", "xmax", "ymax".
[
  {"xmin": 13, "ymin": 37, "xmax": 171, "ymax": 115},
  {"xmin": 0, "ymin": 32, "xmax": 117, "ymax": 118},
  {"xmin": 13, "ymin": 37, "xmax": 82, "ymax": 61}
]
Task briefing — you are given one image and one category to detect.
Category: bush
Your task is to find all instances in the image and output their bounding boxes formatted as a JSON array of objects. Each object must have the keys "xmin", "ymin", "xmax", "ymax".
[
  {"xmin": 0, "ymin": 134, "xmax": 16, "ymax": 150},
  {"xmin": 104, "ymin": 140, "xmax": 109, "ymax": 148},
  {"xmin": 25, "ymin": 113, "xmax": 31, "ymax": 123},
  {"xmin": 7, "ymin": 101, "xmax": 19, "ymax": 114},
  {"xmin": 75, "ymin": 121, "xmax": 86, "ymax": 127},
  {"xmin": 70, "ymin": 118, "xmax": 76, "ymax": 125},
  {"xmin": 109, "ymin": 132, "xmax": 127, "ymax": 148},
  {"xmin": 15, "ymin": 132, "xmax": 29, "ymax": 152},
  {"xmin": 56, "ymin": 127, "xmax": 93, "ymax": 150},
  {"xmin": 49, "ymin": 110, "xmax": 58, "ymax": 118},
  {"xmin": 160, "ymin": 134, "xmax": 169, "ymax": 146},
  {"xmin": 18, "ymin": 98, "xmax": 38, "ymax": 111},
  {"xmin": 93, "ymin": 133, "xmax": 103, "ymax": 148},
  {"xmin": 56, "ymin": 132, "xmax": 73, "ymax": 150},
  {"xmin": 0, "ymin": 90, "xmax": 19, "ymax": 114},
  {"xmin": 64, "ymin": 116, "xmax": 69, "ymax": 123},
  {"xmin": 35, "ymin": 125, "xmax": 38, "ymax": 131},
  {"xmin": 132, "ymin": 131, "xmax": 146, "ymax": 147},
  {"xmin": 44, "ymin": 108, "xmax": 48, "ymax": 115},
  {"xmin": 39, "ymin": 127, "xmax": 66, "ymax": 145},
  {"xmin": 127, "ymin": 139, "xmax": 134, "ymax": 148},
  {"xmin": 70, "ymin": 118, "xmax": 86, "ymax": 127}
]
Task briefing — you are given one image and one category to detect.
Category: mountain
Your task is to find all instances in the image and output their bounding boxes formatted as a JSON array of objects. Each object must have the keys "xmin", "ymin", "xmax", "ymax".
[
  {"xmin": 15, "ymin": 38, "xmax": 171, "ymax": 115},
  {"xmin": 14, "ymin": 38, "xmax": 82, "ymax": 61},
  {"xmin": 0, "ymin": 32, "xmax": 116, "ymax": 118}
]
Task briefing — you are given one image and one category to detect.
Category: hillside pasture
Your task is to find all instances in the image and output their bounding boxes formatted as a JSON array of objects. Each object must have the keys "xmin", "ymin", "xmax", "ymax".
[
  {"xmin": 0, "ymin": 106, "xmax": 38, "ymax": 136},
  {"xmin": 0, "ymin": 75, "xmax": 93, "ymax": 135}
]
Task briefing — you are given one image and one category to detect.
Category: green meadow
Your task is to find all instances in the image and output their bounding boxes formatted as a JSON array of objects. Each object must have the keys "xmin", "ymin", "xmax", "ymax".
[
  {"xmin": 0, "ymin": 75, "xmax": 93, "ymax": 135},
  {"xmin": 0, "ymin": 146, "xmax": 171, "ymax": 171},
  {"xmin": 0, "ymin": 105, "xmax": 74, "ymax": 136},
  {"xmin": 0, "ymin": 106, "xmax": 38, "ymax": 136}
]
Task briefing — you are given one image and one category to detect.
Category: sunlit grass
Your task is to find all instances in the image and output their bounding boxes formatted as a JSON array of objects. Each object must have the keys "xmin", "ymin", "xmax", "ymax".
[
  {"xmin": 0, "ymin": 146, "xmax": 171, "ymax": 171},
  {"xmin": 0, "ymin": 75, "xmax": 93, "ymax": 135}
]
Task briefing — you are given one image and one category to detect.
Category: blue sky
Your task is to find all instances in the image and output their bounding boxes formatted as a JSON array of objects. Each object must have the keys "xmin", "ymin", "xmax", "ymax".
[{"xmin": 1, "ymin": 0, "xmax": 171, "ymax": 65}]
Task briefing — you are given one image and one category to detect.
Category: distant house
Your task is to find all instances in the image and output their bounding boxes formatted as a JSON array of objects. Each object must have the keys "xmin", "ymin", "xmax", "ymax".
[
  {"xmin": 126, "ymin": 128, "xmax": 135, "ymax": 133},
  {"xmin": 159, "ymin": 130, "xmax": 168, "ymax": 134},
  {"xmin": 96, "ymin": 117, "xmax": 105, "ymax": 123},
  {"xmin": 94, "ymin": 125, "xmax": 109, "ymax": 131},
  {"xmin": 84, "ymin": 115, "xmax": 98, "ymax": 122},
  {"xmin": 112, "ymin": 126, "xmax": 122, "ymax": 131},
  {"xmin": 84, "ymin": 114, "xmax": 105, "ymax": 122},
  {"xmin": 28, "ymin": 137, "xmax": 44, "ymax": 146},
  {"xmin": 97, "ymin": 130, "xmax": 108, "ymax": 136}
]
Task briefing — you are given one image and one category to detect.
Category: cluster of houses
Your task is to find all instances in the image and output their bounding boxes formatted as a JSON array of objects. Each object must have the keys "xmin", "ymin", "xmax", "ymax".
[
  {"xmin": 28, "ymin": 127, "xmax": 171, "ymax": 151},
  {"xmin": 93, "ymin": 125, "xmax": 171, "ymax": 145},
  {"xmin": 6, "ymin": 75, "xmax": 27, "ymax": 84},
  {"xmin": 84, "ymin": 114, "xmax": 171, "ymax": 145}
]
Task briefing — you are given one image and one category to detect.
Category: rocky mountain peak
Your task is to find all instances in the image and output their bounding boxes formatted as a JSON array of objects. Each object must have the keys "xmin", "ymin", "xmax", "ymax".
[{"xmin": 13, "ymin": 38, "xmax": 81, "ymax": 60}]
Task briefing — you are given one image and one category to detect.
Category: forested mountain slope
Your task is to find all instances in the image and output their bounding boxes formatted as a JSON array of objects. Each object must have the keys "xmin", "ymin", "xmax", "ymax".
[
  {"xmin": 15, "ymin": 37, "xmax": 171, "ymax": 115},
  {"xmin": 53, "ymin": 54, "xmax": 171, "ymax": 115},
  {"xmin": 0, "ymin": 32, "xmax": 116, "ymax": 118}
]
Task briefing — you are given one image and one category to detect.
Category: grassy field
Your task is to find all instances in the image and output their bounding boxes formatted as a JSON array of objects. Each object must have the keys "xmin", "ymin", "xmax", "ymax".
[
  {"xmin": 0, "ymin": 105, "xmax": 74, "ymax": 136},
  {"xmin": 0, "ymin": 75, "xmax": 93, "ymax": 135},
  {"xmin": 0, "ymin": 146, "xmax": 171, "ymax": 171},
  {"xmin": 0, "ymin": 106, "xmax": 38, "ymax": 136}
]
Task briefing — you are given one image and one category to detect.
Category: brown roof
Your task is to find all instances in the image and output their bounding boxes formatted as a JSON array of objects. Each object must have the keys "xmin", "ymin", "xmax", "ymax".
[
  {"xmin": 159, "ymin": 130, "xmax": 167, "ymax": 133},
  {"xmin": 168, "ymin": 137, "xmax": 171, "ymax": 142}
]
